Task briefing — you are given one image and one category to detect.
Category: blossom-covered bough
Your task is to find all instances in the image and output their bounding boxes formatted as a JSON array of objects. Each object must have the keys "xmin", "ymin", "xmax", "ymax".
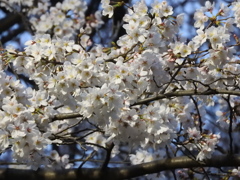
[{"xmin": 0, "ymin": 0, "xmax": 240, "ymax": 179}]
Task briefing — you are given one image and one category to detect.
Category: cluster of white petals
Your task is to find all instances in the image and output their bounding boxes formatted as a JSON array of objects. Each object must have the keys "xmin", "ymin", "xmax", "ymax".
[{"xmin": 1, "ymin": 1, "xmax": 240, "ymax": 178}]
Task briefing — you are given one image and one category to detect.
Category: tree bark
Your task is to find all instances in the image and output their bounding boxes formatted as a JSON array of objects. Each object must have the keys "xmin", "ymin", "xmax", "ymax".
[{"xmin": 0, "ymin": 155, "xmax": 239, "ymax": 180}]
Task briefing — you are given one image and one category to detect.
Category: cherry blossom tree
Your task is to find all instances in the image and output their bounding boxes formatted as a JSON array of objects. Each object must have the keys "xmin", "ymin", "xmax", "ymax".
[{"xmin": 0, "ymin": 0, "xmax": 240, "ymax": 179}]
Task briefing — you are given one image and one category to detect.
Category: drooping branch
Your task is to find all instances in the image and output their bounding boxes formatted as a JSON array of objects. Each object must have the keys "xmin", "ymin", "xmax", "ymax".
[{"xmin": 1, "ymin": 155, "xmax": 239, "ymax": 180}]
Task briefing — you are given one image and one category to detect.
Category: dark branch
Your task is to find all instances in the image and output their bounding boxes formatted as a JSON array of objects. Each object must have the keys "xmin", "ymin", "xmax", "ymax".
[
  {"xmin": 101, "ymin": 143, "xmax": 114, "ymax": 170},
  {"xmin": 1, "ymin": 155, "xmax": 240, "ymax": 180},
  {"xmin": 0, "ymin": 13, "xmax": 21, "ymax": 32}
]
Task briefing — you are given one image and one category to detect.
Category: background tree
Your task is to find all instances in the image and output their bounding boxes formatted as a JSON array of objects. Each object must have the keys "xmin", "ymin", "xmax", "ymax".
[{"xmin": 0, "ymin": 0, "xmax": 240, "ymax": 179}]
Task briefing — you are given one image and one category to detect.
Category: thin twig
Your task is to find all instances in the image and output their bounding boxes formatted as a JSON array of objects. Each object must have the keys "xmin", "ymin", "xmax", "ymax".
[{"xmin": 78, "ymin": 150, "xmax": 97, "ymax": 169}]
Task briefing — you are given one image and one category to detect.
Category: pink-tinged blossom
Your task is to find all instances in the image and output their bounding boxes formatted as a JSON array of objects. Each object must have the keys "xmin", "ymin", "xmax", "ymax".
[{"xmin": 187, "ymin": 127, "xmax": 201, "ymax": 141}]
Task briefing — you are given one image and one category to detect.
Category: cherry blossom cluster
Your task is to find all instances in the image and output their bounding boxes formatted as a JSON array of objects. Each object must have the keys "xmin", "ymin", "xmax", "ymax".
[
  {"xmin": 0, "ymin": 0, "xmax": 103, "ymax": 39},
  {"xmin": 0, "ymin": 63, "xmax": 71, "ymax": 169},
  {"xmin": 0, "ymin": 0, "xmax": 240, "ymax": 178},
  {"xmin": 28, "ymin": 0, "xmax": 89, "ymax": 38}
]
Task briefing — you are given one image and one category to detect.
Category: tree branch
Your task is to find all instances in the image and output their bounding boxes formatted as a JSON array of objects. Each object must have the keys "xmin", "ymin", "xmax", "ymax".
[
  {"xmin": 0, "ymin": 13, "xmax": 21, "ymax": 32},
  {"xmin": 51, "ymin": 113, "xmax": 83, "ymax": 121},
  {"xmin": 1, "ymin": 155, "xmax": 239, "ymax": 180},
  {"xmin": 132, "ymin": 89, "xmax": 240, "ymax": 106},
  {"xmin": 101, "ymin": 142, "xmax": 114, "ymax": 170},
  {"xmin": 50, "ymin": 89, "xmax": 240, "ymax": 121}
]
